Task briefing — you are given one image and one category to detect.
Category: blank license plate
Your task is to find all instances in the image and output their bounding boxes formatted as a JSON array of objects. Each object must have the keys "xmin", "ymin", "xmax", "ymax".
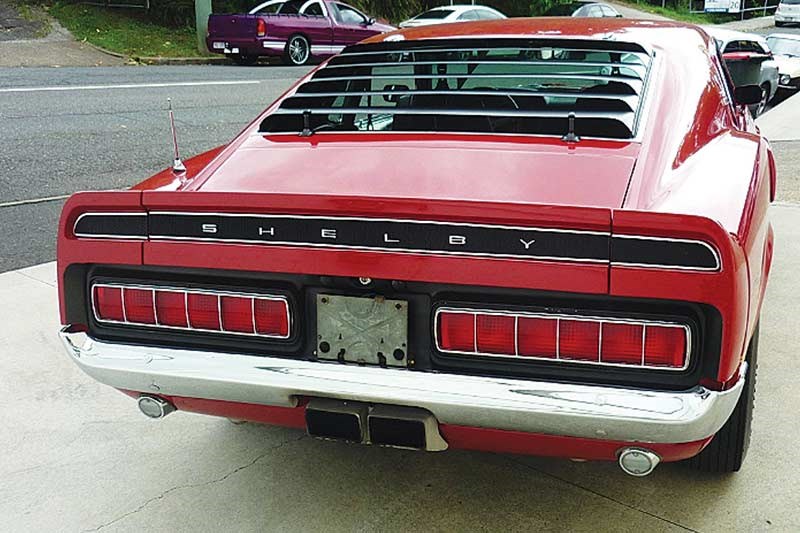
[
  {"xmin": 212, "ymin": 42, "xmax": 226, "ymax": 49},
  {"xmin": 316, "ymin": 294, "xmax": 408, "ymax": 367}
]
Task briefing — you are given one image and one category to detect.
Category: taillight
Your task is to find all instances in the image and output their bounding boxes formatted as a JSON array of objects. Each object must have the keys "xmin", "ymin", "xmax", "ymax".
[
  {"xmin": 93, "ymin": 286, "xmax": 124, "ymax": 322},
  {"xmin": 92, "ymin": 283, "xmax": 290, "ymax": 339},
  {"xmin": 436, "ymin": 308, "xmax": 689, "ymax": 370},
  {"xmin": 256, "ymin": 18, "xmax": 267, "ymax": 37}
]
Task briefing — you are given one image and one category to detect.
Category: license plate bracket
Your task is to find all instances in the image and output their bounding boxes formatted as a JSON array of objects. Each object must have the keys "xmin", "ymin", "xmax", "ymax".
[{"xmin": 316, "ymin": 294, "xmax": 408, "ymax": 367}]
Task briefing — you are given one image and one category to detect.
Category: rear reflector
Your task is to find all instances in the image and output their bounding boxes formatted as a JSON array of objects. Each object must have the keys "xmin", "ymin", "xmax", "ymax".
[
  {"xmin": 645, "ymin": 325, "xmax": 687, "ymax": 368},
  {"xmin": 92, "ymin": 283, "xmax": 290, "ymax": 339},
  {"xmin": 437, "ymin": 312, "xmax": 475, "ymax": 352},
  {"xmin": 476, "ymin": 314, "xmax": 515, "ymax": 355},
  {"xmin": 436, "ymin": 308, "xmax": 689, "ymax": 370},
  {"xmin": 123, "ymin": 288, "xmax": 156, "ymax": 325},
  {"xmin": 155, "ymin": 291, "xmax": 187, "ymax": 327},
  {"xmin": 93, "ymin": 286, "xmax": 124, "ymax": 322},
  {"xmin": 187, "ymin": 293, "xmax": 220, "ymax": 330}
]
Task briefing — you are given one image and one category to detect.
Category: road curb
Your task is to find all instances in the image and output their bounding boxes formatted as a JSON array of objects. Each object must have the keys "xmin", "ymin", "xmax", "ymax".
[
  {"xmin": 133, "ymin": 56, "xmax": 231, "ymax": 65},
  {"xmin": 79, "ymin": 41, "xmax": 231, "ymax": 66}
]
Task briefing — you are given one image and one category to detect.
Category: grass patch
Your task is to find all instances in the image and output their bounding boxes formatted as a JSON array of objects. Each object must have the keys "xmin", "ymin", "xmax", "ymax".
[
  {"xmin": 613, "ymin": 0, "xmax": 736, "ymax": 24},
  {"xmin": 48, "ymin": 2, "xmax": 206, "ymax": 57},
  {"xmin": 15, "ymin": 2, "xmax": 52, "ymax": 37}
]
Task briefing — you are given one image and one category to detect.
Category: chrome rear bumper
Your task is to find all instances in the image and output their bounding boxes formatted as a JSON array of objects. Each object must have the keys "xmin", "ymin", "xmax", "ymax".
[{"xmin": 59, "ymin": 326, "xmax": 744, "ymax": 444}]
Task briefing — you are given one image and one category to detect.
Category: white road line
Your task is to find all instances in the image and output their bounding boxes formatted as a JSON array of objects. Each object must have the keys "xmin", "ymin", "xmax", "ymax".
[{"xmin": 0, "ymin": 80, "xmax": 263, "ymax": 93}]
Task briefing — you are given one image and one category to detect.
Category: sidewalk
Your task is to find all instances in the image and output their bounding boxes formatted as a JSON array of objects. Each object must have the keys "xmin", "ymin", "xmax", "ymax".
[
  {"xmin": 0, "ymin": 11, "xmax": 123, "ymax": 67},
  {"xmin": 757, "ymin": 92, "xmax": 800, "ymax": 203}
]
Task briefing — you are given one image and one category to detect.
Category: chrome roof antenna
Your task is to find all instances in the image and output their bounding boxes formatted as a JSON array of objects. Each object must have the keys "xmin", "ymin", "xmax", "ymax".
[{"xmin": 168, "ymin": 98, "xmax": 186, "ymax": 174}]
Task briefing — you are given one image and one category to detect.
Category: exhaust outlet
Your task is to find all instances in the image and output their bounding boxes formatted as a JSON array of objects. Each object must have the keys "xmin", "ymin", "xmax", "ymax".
[
  {"xmin": 306, "ymin": 399, "xmax": 368, "ymax": 443},
  {"xmin": 618, "ymin": 447, "xmax": 660, "ymax": 477},
  {"xmin": 137, "ymin": 395, "xmax": 176, "ymax": 419},
  {"xmin": 367, "ymin": 405, "xmax": 448, "ymax": 451},
  {"xmin": 305, "ymin": 400, "xmax": 448, "ymax": 451}
]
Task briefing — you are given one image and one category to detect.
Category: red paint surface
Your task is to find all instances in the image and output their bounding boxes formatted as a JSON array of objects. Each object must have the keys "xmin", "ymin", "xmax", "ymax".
[
  {"xmin": 59, "ymin": 19, "xmax": 775, "ymax": 405},
  {"xmin": 122, "ymin": 391, "xmax": 711, "ymax": 462}
]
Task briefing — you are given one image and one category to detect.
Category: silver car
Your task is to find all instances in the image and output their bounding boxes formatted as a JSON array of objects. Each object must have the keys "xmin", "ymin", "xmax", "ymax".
[{"xmin": 705, "ymin": 27, "xmax": 779, "ymax": 116}]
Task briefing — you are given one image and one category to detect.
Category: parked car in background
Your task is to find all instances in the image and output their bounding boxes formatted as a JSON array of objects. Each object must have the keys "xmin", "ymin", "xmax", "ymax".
[
  {"xmin": 775, "ymin": 0, "xmax": 800, "ymax": 26},
  {"xmin": 207, "ymin": 0, "xmax": 394, "ymax": 65},
  {"xmin": 398, "ymin": 5, "xmax": 505, "ymax": 28},
  {"xmin": 705, "ymin": 27, "xmax": 778, "ymax": 116},
  {"xmin": 767, "ymin": 33, "xmax": 800, "ymax": 92},
  {"xmin": 60, "ymin": 19, "xmax": 773, "ymax": 476},
  {"xmin": 542, "ymin": 1, "xmax": 622, "ymax": 17}
]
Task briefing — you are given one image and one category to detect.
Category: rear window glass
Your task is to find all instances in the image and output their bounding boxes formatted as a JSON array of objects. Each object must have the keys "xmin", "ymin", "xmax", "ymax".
[
  {"xmin": 261, "ymin": 39, "xmax": 652, "ymax": 140},
  {"xmin": 414, "ymin": 9, "xmax": 454, "ymax": 20},
  {"xmin": 780, "ymin": 0, "xmax": 800, "ymax": 5}
]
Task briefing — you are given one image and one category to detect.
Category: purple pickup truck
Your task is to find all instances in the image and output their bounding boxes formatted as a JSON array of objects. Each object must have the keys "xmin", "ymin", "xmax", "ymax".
[{"xmin": 207, "ymin": 0, "xmax": 395, "ymax": 65}]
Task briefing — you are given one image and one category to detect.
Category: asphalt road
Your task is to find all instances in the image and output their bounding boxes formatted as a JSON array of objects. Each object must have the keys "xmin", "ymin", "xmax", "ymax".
[{"xmin": 0, "ymin": 64, "xmax": 311, "ymax": 272}]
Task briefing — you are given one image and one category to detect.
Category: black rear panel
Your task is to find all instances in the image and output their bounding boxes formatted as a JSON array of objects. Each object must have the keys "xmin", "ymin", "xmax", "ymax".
[{"xmin": 65, "ymin": 264, "xmax": 722, "ymax": 391}]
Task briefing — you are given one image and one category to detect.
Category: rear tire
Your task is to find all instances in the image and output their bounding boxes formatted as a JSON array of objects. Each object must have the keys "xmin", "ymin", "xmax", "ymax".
[
  {"xmin": 685, "ymin": 324, "xmax": 758, "ymax": 473},
  {"xmin": 231, "ymin": 54, "xmax": 258, "ymax": 66},
  {"xmin": 753, "ymin": 83, "xmax": 771, "ymax": 118},
  {"xmin": 283, "ymin": 35, "xmax": 310, "ymax": 66}
]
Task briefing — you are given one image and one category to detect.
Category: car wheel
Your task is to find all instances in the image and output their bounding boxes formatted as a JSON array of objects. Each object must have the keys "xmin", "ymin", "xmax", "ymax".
[
  {"xmin": 685, "ymin": 324, "xmax": 758, "ymax": 473},
  {"xmin": 231, "ymin": 54, "xmax": 258, "ymax": 66},
  {"xmin": 284, "ymin": 35, "xmax": 310, "ymax": 66},
  {"xmin": 753, "ymin": 84, "xmax": 771, "ymax": 117}
]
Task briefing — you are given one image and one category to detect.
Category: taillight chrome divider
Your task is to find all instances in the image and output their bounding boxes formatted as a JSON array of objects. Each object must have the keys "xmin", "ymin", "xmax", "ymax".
[
  {"xmin": 434, "ymin": 307, "xmax": 691, "ymax": 371},
  {"xmin": 91, "ymin": 282, "xmax": 291, "ymax": 339}
]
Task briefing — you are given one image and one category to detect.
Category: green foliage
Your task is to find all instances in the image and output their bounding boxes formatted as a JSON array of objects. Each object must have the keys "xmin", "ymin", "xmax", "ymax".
[{"xmin": 50, "ymin": 2, "xmax": 203, "ymax": 56}]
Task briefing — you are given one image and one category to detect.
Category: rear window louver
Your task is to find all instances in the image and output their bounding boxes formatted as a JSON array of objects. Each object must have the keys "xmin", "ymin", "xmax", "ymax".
[{"xmin": 259, "ymin": 38, "xmax": 653, "ymax": 140}]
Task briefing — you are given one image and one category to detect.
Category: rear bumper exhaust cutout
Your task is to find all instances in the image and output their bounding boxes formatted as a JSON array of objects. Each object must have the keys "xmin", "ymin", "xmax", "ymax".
[{"xmin": 305, "ymin": 399, "xmax": 448, "ymax": 452}]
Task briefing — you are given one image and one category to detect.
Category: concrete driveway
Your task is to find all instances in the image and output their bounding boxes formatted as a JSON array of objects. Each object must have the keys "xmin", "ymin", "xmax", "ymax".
[{"xmin": 1, "ymin": 203, "xmax": 798, "ymax": 532}]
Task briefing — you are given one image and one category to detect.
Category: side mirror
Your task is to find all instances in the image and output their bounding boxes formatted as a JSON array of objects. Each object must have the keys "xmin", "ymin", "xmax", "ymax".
[
  {"xmin": 366, "ymin": 17, "xmax": 376, "ymax": 25},
  {"xmin": 734, "ymin": 84, "xmax": 763, "ymax": 106}
]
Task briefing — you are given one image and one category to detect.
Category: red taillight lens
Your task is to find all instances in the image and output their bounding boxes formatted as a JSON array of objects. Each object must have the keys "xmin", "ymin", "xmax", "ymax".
[
  {"xmin": 437, "ymin": 312, "xmax": 475, "ymax": 352},
  {"xmin": 559, "ymin": 319, "xmax": 599, "ymax": 361},
  {"xmin": 92, "ymin": 283, "xmax": 290, "ymax": 338},
  {"xmin": 435, "ymin": 308, "xmax": 688, "ymax": 370},
  {"xmin": 254, "ymin": 298, "xmax": 289, "ymax": 337},
  {"xmin": 517, "ymin": 317, "xmax": 557, "ymax": 358},
  {"xmin": 600, "ymin": 322, "xmax": 643, "ymax": 365},
  {"xmin": 94, "ymin": 286, "xmax": 124, "ymax": 321},
  {"xmin": 154, "ymin": 291, "xmax": 187, "ymax": 327},
  {"xmin": 221, "ymin": 295, "xmax": 254, "ymax": 334},
  {"xmin": 476, "ymin": 314, "xmax": 515, "ymax": 355},
  {"xmin": 123, "ymin": 288, "xmax": 155, "ymax": 324},
  {"xmin": 644, "ymin": 325, "xmax": 687, "ymax": 368},
  {"xmin": 187, "ymin": 293, "xmax": 220, "ymax": 330},
  {"xmin": 256, "ymin": 18, "xmax": 267, "ymax": 37}
]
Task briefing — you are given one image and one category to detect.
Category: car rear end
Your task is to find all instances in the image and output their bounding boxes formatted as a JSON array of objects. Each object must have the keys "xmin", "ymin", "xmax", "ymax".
[
  {"xmin": 775, "ymin": 0, "xmax": 800, "ymax": 25},
  {"xmin": 206, "ymin": 14, "xmax": 272, "ymax": 58},
  {"xmin": 58, "ymin": 32, "xmax": 757, "ymax": 476}
]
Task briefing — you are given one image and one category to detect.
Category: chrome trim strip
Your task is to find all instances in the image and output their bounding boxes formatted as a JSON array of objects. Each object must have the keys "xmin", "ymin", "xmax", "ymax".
[
  {"xmin": 73, "ymin": 212, "xmax": 147, "ymax": 240},
  {"xmin": 91, "ymin": 282, "xmax": 291, "ymax": 340},
  {"xmin": 434, "ymin": 307, "xmax": 691, "ymax": 372},
  {"xmin": 59, "ymin": 326, "xmax": 745, "ymax": 444}
]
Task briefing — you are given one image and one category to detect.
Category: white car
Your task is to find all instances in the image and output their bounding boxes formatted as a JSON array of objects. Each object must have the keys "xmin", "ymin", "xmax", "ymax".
[
  {"xmin": 767, "ymin": 33, "xmax": 800, "ymax": 92},
  {"xmin": 399, "ymin": 5, "xmax": 506, "ymax": 28},
  {"xmin": 705, "ymin": 27, "xmax": 779, "ymax": 115},
  {"xmin": 775, "ymin": 0, "xmax": 800, "ymax": 26}
]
